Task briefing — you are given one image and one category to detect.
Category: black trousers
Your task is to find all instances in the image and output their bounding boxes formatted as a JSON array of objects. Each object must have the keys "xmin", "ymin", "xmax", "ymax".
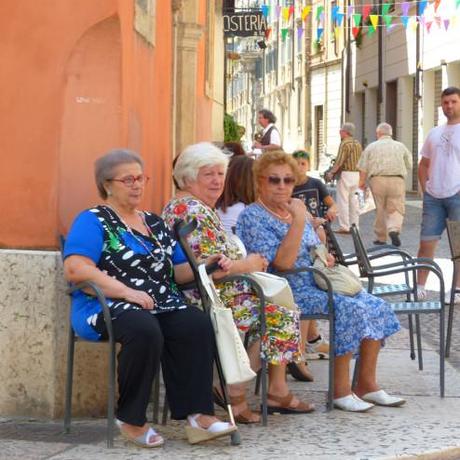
[{"xmin": 99, "ymin": 306, "xmax": 215, "ymax": 426}]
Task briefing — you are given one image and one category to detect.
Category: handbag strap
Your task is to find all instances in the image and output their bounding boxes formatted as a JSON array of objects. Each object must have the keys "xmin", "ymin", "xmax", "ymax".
[{"xmin": 197, "ymin": 264, "xmax": 223, "ymax": 307}]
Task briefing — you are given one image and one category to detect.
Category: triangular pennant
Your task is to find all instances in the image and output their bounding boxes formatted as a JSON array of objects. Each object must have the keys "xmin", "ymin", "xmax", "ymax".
[
  {"xmin": 297, "ymin": 26, "xmax": 304, "ymax": 40},
  {"xmin": 363, "ymin": 4, "xmax": 372, "ymax": 21},
  {"xmin": 265, "ymin": 27, "xmax": 272, "ymax": 40},
  {"xmin": 452, "ymin": 15, "xmax": 458, "ymax": 27},
  {"xmin": 426, "ymin": 21, "xmax": 433, "ymax": 33},
  {"xmin": 419, "ymin": 16, "xmax": 426, "ymax": 27},
  {"xmin": 353, "ymin": 13, "xmax": 362, "ymax": 27},
  {"xmin": 332, "ymin": 5, "xmax": 340, "ymax": 22},
  {"xmin": 382, "ymin": 3, "xmax": 391, "ymax": 15},
  {"xmin": 410, "ymin": 17, "xmax": 418, "ymax": 31},
  {"xmin": 367, "ymin": 25, "xmax": 376, "ymax": 36},
  {"xmin": 317, "ymin": 27, "xmax": 324, "ymax": 40},
  {"xmin": 316, "ymin": 6, "xmax": 324, "ymax": 21},
  {"xmin": 418, "ymin": 0, "xmax": 428, "ymax": 16},
  {"xmin": 369, "ymin": 14, "xmax": 379, "ymax": 29},
  {"xmin": 301, "ymin": 6, "xmax": 311, "ymax": 21},
  {"xmin": 435, "ymin": 16, "xmax": 442, "ymax": 28},
  {"xmin": 386, "ymin": 23, "xmax": 396, "ymax": 32},
  {"xmin": 336, "ymin": 13, "xmax": 345, "ymax": 26},
  {"xmin": 434, "ymin": 0, "xmax": 441, "ymax": 13},
  {"xmin": 281, "ymin": 28, "xmax": 289, "ymax": 41},
  {"xmin": 282, "ymin": 7, "xmax": 290, "ymax": 22},
  {"xmin": 352, "ymin": 27, "xmax": 360, "ymax": 39},
  {"xmin": 275, "ymin": 5, "xmax": 282, "ymax": 18},
  {"xmin": 401, "ymin": 2, "xmax": 410, "ymax": 16},
  {"xmin": 261, "ymin": 5, "xmax": 269, "ymax": 19},
  {"xmin": 288, "ymin": 5, "xmax": 294, "ymax": 20},
  {"xmin": 444, "ymin": 19, "xmax": 450, "ymax": 30},
  {"xmin": 383, "ymin": 15, "xmax": 393, "ymax": 28},
  {"xmin": 334, "ymin": 26, "xmax": 341, "ymax": 42},
  {"xmin": 348, "ymin": 5, "xmax": 354, "ymax": 18},
  {"xmin": 457, "ymin": 0, "xmax": 460, "ymax": 9},
  {"xmin": 401, "ymin": 15, "xmax": 410, "ymax": 29}
]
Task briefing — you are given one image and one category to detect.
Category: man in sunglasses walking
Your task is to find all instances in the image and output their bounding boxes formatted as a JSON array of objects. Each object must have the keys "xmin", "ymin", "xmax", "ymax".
[{"xmin": 326, "ymin": 123, "xmax": 362, "ymax": 234}]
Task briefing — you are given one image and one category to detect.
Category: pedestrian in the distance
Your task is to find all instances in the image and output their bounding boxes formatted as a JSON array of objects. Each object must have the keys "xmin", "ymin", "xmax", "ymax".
[
  {"xmin": 252, "ymin": 109, "xmax": 282, "ymax": 153},
  {"xmin": 326, "ymin": 122, "xmax": 362, "ymax": 234},
  {"xmin": 416, "ymin": 86, "xmax": 460, "ymax": 304},
  {"xmin": 358, "ymin": 122, "xmax": 412, "ymax": 246}
]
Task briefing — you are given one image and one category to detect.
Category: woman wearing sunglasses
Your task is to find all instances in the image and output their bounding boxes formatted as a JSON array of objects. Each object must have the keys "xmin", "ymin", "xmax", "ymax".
[{"xmin": 237, "ymin": 151, "xmax": 404, "ymax": 412}]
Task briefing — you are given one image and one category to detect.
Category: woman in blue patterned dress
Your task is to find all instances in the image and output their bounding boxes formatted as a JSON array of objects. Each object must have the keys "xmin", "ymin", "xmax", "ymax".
[
  {"xmin": 64, "ymin": 149, "xmax": 237, "ymax": 446},
  {"xmin": 237, "ymin": 151, "xmax": 405, "ymax": 412}
]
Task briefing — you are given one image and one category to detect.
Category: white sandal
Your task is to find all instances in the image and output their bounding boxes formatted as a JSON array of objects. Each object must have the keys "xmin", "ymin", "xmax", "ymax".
[
  {"xmin": 361, "ymin": 390, "xmax": 406, "ymax": 407},
  {"xmin": 333, "ymin": 393, "xmax": 374, "ymax": 412},
  {"xmin": 116, "ymin": 419, "xmax": 164, "ymax": 448},
  {"xmin": 185, "ymin": 413, "xmax": 237, "ymax": 444}
]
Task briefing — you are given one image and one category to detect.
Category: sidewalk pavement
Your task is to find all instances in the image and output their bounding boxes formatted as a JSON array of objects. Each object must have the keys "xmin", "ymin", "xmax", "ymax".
[{"xmin": 2, "ymin": 196, "xmax": 460, "ymax": 460}]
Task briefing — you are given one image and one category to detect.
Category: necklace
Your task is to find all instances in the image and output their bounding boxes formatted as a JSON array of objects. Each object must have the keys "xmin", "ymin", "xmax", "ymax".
[
  {"xmin": 104, "ymin": 205, "xmax": 165, "ymax": 263},
  {"xmin": 257, "ymin": 198, "xmax": 291, "ymax": 221}
]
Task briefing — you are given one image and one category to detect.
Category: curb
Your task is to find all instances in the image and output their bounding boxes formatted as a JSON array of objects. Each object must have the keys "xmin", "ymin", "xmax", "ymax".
[{"xmin": 385, "ymin": 446, "xmax": 460, "ymax": 460}]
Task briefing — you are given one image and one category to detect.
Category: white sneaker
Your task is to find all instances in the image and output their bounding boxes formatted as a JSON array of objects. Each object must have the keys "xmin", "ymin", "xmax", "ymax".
[
  {"xmin": 333, "ymin": 393, "xmax": 374, "ymax": 412},
  {"xmin": 361, "ymin": 390, "xmax": 406, "ymax": 407},
  {"xmin": 445, "ymin": 291, "xmax": 460, "ymax": 305}
]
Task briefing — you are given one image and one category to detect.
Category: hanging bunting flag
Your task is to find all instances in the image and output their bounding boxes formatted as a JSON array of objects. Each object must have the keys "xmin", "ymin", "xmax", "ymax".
[
  {"xmin": 457, "ymin": 0, "xmax": 460, "ymax": 9},
  {"xmin": 275, "ymin": 5, "xmax": 281, "ymax": 18},
  {"xmin": 401, "ymin": 15, "xmax": 410, "ymax": 29},
  {"xmin": 363, "ymin": 4, "xmax": 372, "ymax": 21},
  {"xmin": 301, "ymin": 6, "xmax": 311, "ymax": 21},
  {"xmin": 435, "ymin": 16, "xmax": 442, "ymax": 29},
  {"xmin": 434, "ymin": 0, "xmax": 441, "ymax": 13},
  {"xmin": 316, "ymin": 6, "xmax": 324, "ymax": 21},
  {"xmin": 368, "ymin": 25, "xmax": 376, "ymax": 36},
  {"xmin": 382, "ymin": 3, "xmax": 391, "ymax": 15},
  {"xmin": 288, "ymin": 5, "xmax": 294, "ymax": 20},
  {"xmin": 336, "ymin": 13, "xmax": 345, "ymax": 26},
  {"xmin": 353, "ymin": 13, "xmax": 362, "ymax": 27},
  {"xmin": 418, "ymin": 1, "xmax": 428, "ymax": 16},
  {"xmin": 383, "ymin": 15, "xmax": 393, "ymax": 28},
  {"xmin": 369, "ymin": 14, "xmax": 379, "ymax": 29},
  {"xmin": 332, "ymin": 5, "xmax": 340, "ymax": 22},
  {"xmin": 261, "ymin": 5, "xmax": 269, "ymax": 19},
  {"xmin": 426, "ymin": 21, "xmax": 433, "ymax": 33},
  {"xmin": 348, "ymin": 5, "xmax": 354, "ymax": 18},
  {"xmin": 419, "ymin": 16, "xmax": 426, "ymax": 27},
  {"xmin": 282, "ymin": 7, "xmax": 290, "ymax": 22},
  {"xmin": 317, "ymin": 28, "xmax": 324, "ymax": 40},
  {"xmin": 297, "ymin": 26, "xmax": 304, "ymax": 40},
  {"xmin": 281, "ymin": 28, "xmax": 289, "ymax": 41},
  {"xmin": 401, "ymin": 2, "xmax": 410, "ymax": 16},
  {"xmin": 444, "ymin": 19, "xmax": 450, "ymax": 30},
  {"xmin": 452, "ymin": 14, "xmax": 458, "ymax": 27},
  {"xmin": 386, "ymin": 23, "xmax": 396, "ymax": 32},
  {"xmin": 334, "ymin": 26, "xmax": 341, "ymax": 42},
  {"xmin": 265, "ymin": 27, "xmax": 272, "ymax": 40},
  {"xmin": 352, "ymin": 26, "xmax": 360, "ymax": 39},
  {"xmin": 410, "ymin": 17, "xmax": 418, "ymax": 31}
]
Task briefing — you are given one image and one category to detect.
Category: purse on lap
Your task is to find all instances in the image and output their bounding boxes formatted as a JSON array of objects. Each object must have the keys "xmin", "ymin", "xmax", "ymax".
[
  {"xmin": 311, "ymin": 244, "xmax": 362, "ymax": 296},
  {"xmin": 198, "ymin": 264, "xmax": 257, "ymax": 385}
]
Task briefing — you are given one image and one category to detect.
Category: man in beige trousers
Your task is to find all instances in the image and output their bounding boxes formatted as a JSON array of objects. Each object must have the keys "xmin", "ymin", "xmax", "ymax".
[{"xmin": 358, "ymin": 122, "xmax": 412, "ymax": 246}]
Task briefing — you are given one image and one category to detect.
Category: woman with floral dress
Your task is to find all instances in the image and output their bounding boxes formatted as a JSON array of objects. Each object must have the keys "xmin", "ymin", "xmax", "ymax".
[
  {"xmin": 163, "ymin": 142, "xmax": 314, "ymax": 422},
  {"xmin": 237, "ymin": 150, "xmax": 405, "ymax": 412}
]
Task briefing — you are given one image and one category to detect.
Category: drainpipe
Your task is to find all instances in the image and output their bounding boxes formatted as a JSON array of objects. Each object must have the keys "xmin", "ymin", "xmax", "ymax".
[{"xmin": 377, "ymin": 2, "xmax": 383, "ymax": 123}]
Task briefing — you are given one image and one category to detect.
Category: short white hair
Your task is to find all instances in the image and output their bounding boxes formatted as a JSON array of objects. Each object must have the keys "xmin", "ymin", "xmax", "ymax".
[
  {"xmin": 376, "ymin": 122, "xmax": 393, "ymax": 136},
  {"xmin": 173, "ymin": 142, "xmax": 229, "ymax": 189},
  {"xmin": 341, "ymin": 122, "xmax": 355, "ymax": 136}
]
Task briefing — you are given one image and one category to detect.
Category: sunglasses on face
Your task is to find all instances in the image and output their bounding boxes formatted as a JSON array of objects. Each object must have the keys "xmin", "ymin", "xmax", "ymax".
[
  {"xmin": 264, "ymin": 175, "xmax": 296, "ymax": 185},
  {"xmin": 108, "ymin": 174, "xmax": 149, "ymax": 187},
  {"xmin": 292, "ymin": 151, "xmax": 310, "ymax": 160}
]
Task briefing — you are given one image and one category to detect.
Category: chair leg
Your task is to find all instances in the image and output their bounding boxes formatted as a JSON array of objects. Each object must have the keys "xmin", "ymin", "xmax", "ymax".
[
  {"xmin": 440, "ymin": 310, "xmax": 445, "ymax": 398},
  {"xmin": 415, "ymin": 314, "xmax": 423, "ymax": 371},
  {"xmin": 152, "ymin": 368, "xmax": 160, "ymax": 424},
  {"xmin": 408, "ymin": 314, "xmax": 416, "ymax": 361},
  {"xmin": 107, "ymin": 339, "xmax": 116, "ymax": 448},
  {"xmin": 64, "ymin": 327, "xmax": 75, "ymax": 434},
  {"xmin": 352, "ymin": 356, "xmax": 360, "ymax": 389},
  {"xmin": 327, "ymin": 319, "xmax": 335, "ymax": 411},
  {"xmin": 254, "ymin": 369, "xmax": 261, "ymax": 396},
  {"xmin": 446, "ymin": 265, "xmax": 457, "ymax": 358}
]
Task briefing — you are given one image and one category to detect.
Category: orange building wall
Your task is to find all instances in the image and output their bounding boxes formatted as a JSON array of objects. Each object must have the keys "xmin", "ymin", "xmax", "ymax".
[{"xmin": 0, "ymin": 0, "xmax": 173, "ymax": 249}]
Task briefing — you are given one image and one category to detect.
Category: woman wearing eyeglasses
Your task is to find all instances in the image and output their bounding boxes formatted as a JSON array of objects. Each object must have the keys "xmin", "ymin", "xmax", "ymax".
[
  {"xmin": 63, "ymin": 149, "xmax": 238, "ymax": 447},
  {"xmin": 237, "ymin": 151, "xmax": 404, "ymax": 412},
  {"xmin": 162, "ymin": 142, "xmax": 314, "ymax": 421}
]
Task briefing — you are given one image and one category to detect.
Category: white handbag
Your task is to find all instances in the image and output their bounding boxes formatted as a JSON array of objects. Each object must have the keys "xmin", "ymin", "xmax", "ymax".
[{"xmin": 198, "ymin": 264, "xmax": 257, "ymax": 385}]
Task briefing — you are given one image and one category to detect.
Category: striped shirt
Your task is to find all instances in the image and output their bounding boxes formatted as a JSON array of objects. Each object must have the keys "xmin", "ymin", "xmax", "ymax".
[{"xmin": 335, "ymin": 137, "xmax": 362, "ymax": 171}]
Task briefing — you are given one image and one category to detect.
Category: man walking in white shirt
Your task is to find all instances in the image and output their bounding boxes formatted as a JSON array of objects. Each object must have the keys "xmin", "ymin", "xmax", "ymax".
[
  {"xmin": 417, "ymin": 87, "xmax": 460, "ymax": 304},
  {"xmin": 252, "ymin": 109, "xmax": 282, "ymax": 153}
]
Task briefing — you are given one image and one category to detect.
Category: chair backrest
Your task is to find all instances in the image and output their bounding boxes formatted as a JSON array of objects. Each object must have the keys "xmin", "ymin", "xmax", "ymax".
[
  {"xmin": 323, "ymin": 221, "xmax": 347, "ymax": 266},
  {"xmin": 446, "ymin": 220, "xmax": 460, "ymax": 261},
  {"xmin": 350, "ymin": 224, "xmax": 372, "ymax": 277}
]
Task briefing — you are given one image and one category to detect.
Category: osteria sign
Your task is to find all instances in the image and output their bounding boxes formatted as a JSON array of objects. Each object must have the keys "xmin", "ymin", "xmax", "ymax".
[{"xmin": 223, "ymin": 11, "xmax": 267, "ymax": 36}]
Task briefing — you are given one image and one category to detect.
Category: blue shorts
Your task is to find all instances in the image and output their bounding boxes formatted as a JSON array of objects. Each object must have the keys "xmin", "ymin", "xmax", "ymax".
[{"xmin": 420, "ymin": 191, "xmax": 460, "ymax": 240}]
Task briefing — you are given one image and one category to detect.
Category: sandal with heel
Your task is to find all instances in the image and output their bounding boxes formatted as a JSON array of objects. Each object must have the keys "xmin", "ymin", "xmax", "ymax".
[
  {"xmin": 213, "ymin": 388, "xmax": 260, "ymax": 424},
  {"xmin": 266, "ymin": 392, "xmax": 315, "ymax": 415},
  {"xmin": 185, "ymin": 414, "xmax": 237, "ymax": 444},
  {"xmin": 116, "ymin": 419, "xmax": 164, "ymax": 448}
]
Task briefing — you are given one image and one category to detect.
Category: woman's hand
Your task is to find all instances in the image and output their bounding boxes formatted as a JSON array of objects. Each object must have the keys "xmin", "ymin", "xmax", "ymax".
[
  {"xmin": 122, "ymin": 287, "xmax": 155, "ymax": 310},
  {"xmin": 208, "ymin": 254, "xmax": 233, "ymax": 280},
  {"xmin": 325, "ymin": 208, "xmax": 337, "ymax": 221},
  {"xmin": 245, "ymin": 253, "xmax": 269, "ymax": 272},
  {"xmin": 311, "ymin": 216, "xmax": 326, "ymax": 229},
  {"xmin": 284, "ymin": 198, "xmax": 307, "ymax": 223},
  {"xmin": 326, "ymin": 253, "xmax": 335, "ymax": 268}
]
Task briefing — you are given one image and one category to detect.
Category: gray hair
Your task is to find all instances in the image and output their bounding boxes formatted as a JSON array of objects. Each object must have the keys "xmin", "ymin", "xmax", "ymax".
[
  {"xmin": 173, "ymin": 142, "xmax": 229, "ymax": 189},
  {"xmin": 95, "ymin": 149, "xmax": 144, "ymax": 199},
  {"xmin": 376, "ymin": 122, "xmax": 393, "ymax": 136},
  {"xmin": 341, "ymin": 122, "xmax": 355, "ymax": 136}
]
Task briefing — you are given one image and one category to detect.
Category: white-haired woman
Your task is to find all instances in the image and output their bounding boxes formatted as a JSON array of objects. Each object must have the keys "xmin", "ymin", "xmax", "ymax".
[
  {"xmin": 63, "ymin": 149, "xmax": 237, "ymax": 447},
  {"xmin": 162, "ymin": 142, "xmax": 314, "ymax": 422}
]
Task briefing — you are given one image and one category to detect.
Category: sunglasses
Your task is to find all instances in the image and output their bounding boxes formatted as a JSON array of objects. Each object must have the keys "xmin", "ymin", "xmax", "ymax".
[
  {"xmin": 108, "ymin": 174, "xmax": 149, "ymax": 187},
  {"xmin": 292, "ymin": 151, "xmax": 310, "ymax": 160},
  {"xmin": 264, "ymin": 175, "xmax": 296, "ymax": 185}
]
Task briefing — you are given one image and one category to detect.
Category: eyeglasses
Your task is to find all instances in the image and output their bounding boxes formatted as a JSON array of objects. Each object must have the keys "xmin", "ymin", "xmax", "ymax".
[
  {"xmin": 108, "ymin": 174, "xmax": 149, "ymax": 187},
  {"xmin": 292, "ymin": 150, "xmax": 310, "ymax": 160},
  {"xmin": 264, "ymin": 175, "xmax": 296, "ymax": 186}
]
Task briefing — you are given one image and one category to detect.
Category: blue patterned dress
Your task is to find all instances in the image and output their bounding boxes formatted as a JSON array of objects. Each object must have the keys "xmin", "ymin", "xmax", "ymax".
[{"xmin": 236, "ymin": 203, "xmax": 401, "ymax": 356}]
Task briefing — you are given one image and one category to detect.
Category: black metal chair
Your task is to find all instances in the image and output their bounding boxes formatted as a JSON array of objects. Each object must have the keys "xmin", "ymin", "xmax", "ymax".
[
  {"xmin": 350, "ymin": 224, "xmax": 446, "ymax": 397},
  {"xmin": 445, "ymin": 220, "xmax": 460, "ymax": 358},
  {"xmin": 174, "ymin": 219, "xmax": 268, "ymax": 429}
]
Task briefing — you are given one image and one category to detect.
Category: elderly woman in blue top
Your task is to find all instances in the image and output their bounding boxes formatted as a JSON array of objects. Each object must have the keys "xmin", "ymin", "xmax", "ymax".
[
  {"xmin": 237, "ymin": 151, "xmax": 405, "ymax": 412},
  {"xmin": 63, "ymin": 149, "xmax": 237, "ymax": 447}
]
